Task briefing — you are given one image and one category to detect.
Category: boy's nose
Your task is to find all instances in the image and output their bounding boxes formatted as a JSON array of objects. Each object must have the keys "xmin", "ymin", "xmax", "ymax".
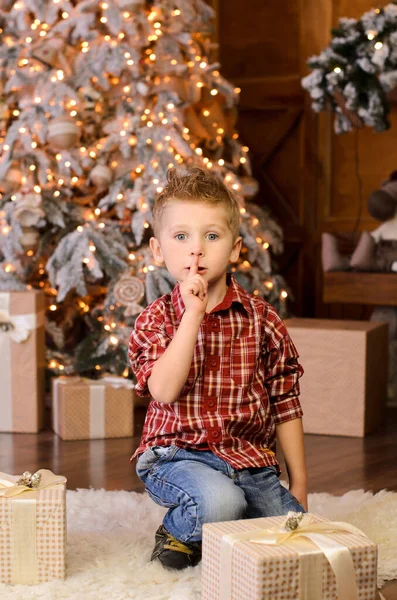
[{"xmin": 190, "ymin": 249, "xmax": 203, "ymax": 257}]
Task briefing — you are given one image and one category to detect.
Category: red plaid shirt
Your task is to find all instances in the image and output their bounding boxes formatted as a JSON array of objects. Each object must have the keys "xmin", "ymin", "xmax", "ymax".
[{"xmin": 128, "ymin": 273, "xmax": 303, "ymax": 471}]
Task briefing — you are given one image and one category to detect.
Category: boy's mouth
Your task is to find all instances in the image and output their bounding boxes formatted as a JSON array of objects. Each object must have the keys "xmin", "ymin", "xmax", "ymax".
[{"xmin": 185, "ymin": 267, "xmax": 207, "ymax": 272}]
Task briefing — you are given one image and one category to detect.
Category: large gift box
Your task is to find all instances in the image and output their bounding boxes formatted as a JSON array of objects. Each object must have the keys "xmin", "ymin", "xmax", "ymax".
[
  {"xmin": 52, "ymin": 375, "xmax": 135, "ymax": 440},
  {"xmin": 0, "ymin": 290, "xmax": 46, "ymax": 433},
  {"xmin": 0, "ymin": 470, "xmax": 67, "ymax": 585},
  {"xmin": 202, "ymin": 513, "xmax": 377, "ymax": 600},
  {"xmin": 284, "ymin": 318, "xmax": 388, "ymax": 436}
]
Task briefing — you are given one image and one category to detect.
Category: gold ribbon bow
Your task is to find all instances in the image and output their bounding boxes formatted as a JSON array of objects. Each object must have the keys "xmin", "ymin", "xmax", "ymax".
[
  {"xmin": 220, "ymin": 512, "xmax": 373, "ymax": 600},
  {"xmin": 0, "ymin": 469, "xmax": 67, "ymax": 497}
]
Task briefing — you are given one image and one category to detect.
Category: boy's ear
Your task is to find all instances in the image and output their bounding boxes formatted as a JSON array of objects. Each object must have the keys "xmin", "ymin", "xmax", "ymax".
[
  {"xmin": 229, "ymin": 235, "xmax": 243, "ymax": 263},
  {"xmin": 149, "ymin": 237, "xmax": 164, "ymax": 264}
]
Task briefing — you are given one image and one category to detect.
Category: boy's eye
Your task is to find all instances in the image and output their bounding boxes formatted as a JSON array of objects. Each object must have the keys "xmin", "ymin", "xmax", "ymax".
[
  {"xmin": 206, "ymin": 233, "xmax": 219, "ymax": 241},
  {"xmin": 175, "ymin": 233, "xmax": 186, "ymax": 241}
]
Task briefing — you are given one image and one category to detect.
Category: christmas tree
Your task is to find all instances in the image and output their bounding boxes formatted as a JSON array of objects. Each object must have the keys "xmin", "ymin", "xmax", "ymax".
[{"xmin": 0, "ymin": 0, "xmax": 289, "ymax": 380}]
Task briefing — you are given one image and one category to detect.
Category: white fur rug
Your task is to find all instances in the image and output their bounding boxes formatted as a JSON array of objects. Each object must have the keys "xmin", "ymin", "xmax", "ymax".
[{"xmin": 1, "ymin": 487, "xmax": 397, "ymax": 599}]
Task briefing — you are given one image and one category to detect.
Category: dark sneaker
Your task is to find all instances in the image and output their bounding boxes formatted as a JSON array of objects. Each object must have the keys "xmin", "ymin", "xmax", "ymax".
[{"xmin": 150, "ymin": 525, "xmax": 202, "ymax": 570}]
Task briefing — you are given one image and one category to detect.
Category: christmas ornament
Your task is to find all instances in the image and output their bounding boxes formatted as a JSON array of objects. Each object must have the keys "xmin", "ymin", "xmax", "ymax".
[
  {"xmin": 90, "ymin": 164, "xmax": 113, "ymax": 190},
  {"xmin": 47, "ymin": 116, "xmax": 80, "ymax": 150},
  {"xmin": 14, "ymin": 191, "xmax": 45, "ymax": 227},
  {"xmin": 0, "ymin": 164, "xmax": 22, "ymax": 194},
  {"xmin": 20, "ymin": 226, "xmax": 40, "ymax": 251},
  {"xmin": 79, "ymin": 86, "xmax": 102, "ymax": 112},
  {"xmin": 113, "ymin": 273, "xmax": 145, "ymax": 316},
  {"xmin": 116, "ymin": 0, "xmax": 145, "ymax": 9},
  {"xmin": 31, "ymin": 37, "xmax": 65, "ymax": 69},
  {"xmin": 114, "ymin": 156, "xmax": 139, "ymax": 179}
]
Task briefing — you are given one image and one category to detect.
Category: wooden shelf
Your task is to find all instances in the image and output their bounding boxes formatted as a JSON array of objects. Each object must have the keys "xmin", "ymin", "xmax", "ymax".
[{"xmin": 323, "ymin": 272, "xmax": 397, "ymax": 306}]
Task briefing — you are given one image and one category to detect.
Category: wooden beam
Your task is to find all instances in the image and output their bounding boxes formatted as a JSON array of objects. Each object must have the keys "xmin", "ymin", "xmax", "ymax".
[{"xmin": 323, "ymin": 272, "xmax": 397, "ymax": 306}]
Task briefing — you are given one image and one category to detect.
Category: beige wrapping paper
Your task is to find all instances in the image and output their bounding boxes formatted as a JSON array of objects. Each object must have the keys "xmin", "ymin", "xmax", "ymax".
[
  {"xmin": 202, "ymin": 514, "xmax": 377, "ymax": 600},
  {"xmin": 52, "ymin": 375, "xmax": 134, "ymax": 440},
  {"xmin": 0, "ymin": 470, "xmax": 67, "ymax": 585},
  {"xmin": 0, "ymin": 291, "xmax": 46, "ymax": 433}
]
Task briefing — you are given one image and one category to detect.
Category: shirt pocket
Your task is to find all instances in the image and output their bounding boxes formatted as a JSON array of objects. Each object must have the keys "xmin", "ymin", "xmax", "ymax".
[{"xmin": 229, "ymin": 335, "xmax": 259, "ymax": 387}]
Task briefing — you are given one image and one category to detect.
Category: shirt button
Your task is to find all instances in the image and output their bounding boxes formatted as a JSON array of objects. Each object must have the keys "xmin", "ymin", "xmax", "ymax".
[
  {"xmin": 208, "ymin": 400, "xmax": 215, "ymax": 407},
  {"xmin": 212, "ymin": 431, "xmax": 220, "ymax": 439},
  {"xmin": 211, "ymin": 321, "xmax": 217, "ymax": 328},
  {"xmin": 210, "ymin": 359, "xmax": 217, "ymax": 367}
]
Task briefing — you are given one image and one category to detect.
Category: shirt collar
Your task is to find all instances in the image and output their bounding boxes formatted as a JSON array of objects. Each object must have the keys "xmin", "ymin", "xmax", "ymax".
[{"xmin": 171, "ymin": 273, "xmax": 253, "ymax": 321}]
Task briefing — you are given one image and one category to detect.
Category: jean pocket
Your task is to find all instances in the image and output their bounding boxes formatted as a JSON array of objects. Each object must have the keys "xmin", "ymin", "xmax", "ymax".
[
  {"xmin": 136, "ymin": 447, "xmax": 159, "ymax": 474},
  {"xmin": 230, "ymin": 335, "xmax": 259, "ymax": 387},
  {"xmin": 280, "ymin": 486, "xmax": 306, "ymax": 513}
]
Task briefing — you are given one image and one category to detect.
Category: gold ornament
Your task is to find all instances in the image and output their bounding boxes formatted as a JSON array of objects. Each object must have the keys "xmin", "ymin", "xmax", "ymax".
[
  {"xmin": 0, "ymin": 164, "xmax": 22, "ymax": 194},
  {"xmin": 90, "ymin": 164, "xmax": 113, "ymax": 190},
  {"xmin": 113, "ymin": 274, "xmax": 145, "ymax": 316},
  {"xmin": 31, "ymin": 37, "xmax": 64, "ymax": 69},
  {"xmin": 20, "ymin": 226, "xmax": 40, "ymax": 251},
  {"xmin": 47, "ymin": 116, "xmax": 80, "ymax": 150}
]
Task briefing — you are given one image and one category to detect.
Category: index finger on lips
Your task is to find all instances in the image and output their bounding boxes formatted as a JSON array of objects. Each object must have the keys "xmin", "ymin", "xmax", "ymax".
[{"xmin": 189, "ymin": 254, "xmax": 199, "ymax": 277}]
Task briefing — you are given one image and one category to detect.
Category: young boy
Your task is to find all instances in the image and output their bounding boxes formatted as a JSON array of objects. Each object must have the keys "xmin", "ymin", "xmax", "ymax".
[{"xmin": 128, "ymin": 166, "xmax": 307, "ymax": 571}]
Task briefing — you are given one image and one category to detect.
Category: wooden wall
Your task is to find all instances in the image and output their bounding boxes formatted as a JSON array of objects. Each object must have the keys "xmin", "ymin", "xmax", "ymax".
[{"xmin": 209, "ymin": 0, "xmax": 397, "ymax": 318}]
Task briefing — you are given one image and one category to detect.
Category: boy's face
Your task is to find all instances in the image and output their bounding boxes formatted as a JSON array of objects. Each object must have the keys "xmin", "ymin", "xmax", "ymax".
[{"xmin": 150, "ymin": 199, "xmax": 242, "ymax": 286}]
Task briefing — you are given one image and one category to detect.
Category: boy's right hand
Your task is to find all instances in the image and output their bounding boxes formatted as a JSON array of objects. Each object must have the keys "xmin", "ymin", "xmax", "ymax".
[{"xmin": 180, "ymin": 255, "xmax": 208, "ymax": 316}]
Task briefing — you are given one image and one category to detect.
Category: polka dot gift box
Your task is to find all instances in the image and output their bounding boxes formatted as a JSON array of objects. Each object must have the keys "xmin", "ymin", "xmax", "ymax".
[
  {"xmin": 0, "ymin": 470, "xmax": 67, "ymax": 585},
  {"xmin": 202, "ymin": 513, "xmax": 377, "ymax": 600}
]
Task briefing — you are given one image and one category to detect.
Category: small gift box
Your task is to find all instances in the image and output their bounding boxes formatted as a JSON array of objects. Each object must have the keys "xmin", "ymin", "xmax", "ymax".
[
  {"xmin": 0, "ymin": 469, "xmax": 67, "ymax": 585},
  {"xmin": 202, "ymin": 512, "xmax": 377, "ymax": 600},
  {"xmin": 52, "ymin": 375, "xmax": 135, "ymax": 440},
  {"xmin": 0, "ymin": 290, "xmax": 45, "ymax": 433}
]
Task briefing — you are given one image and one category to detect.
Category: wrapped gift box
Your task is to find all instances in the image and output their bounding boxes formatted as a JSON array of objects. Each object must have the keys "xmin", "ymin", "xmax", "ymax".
[
  {"xmin": 0, "ymin": 290, "xmax": 45, "ymax": 433},
  {"xmin": 284, "ymin": 318, "xmax": 388, "ymax": 437},
  {"xmin": 202, "ymin": 513, "xmax": 377, "ymax": 600},
  {"xmin": 52, "ymin": 375, "xmax": 135, "ymax": 440},
  {"xmin": 0, "ymin": 470, "xmax": 67, "ymax": 585}
]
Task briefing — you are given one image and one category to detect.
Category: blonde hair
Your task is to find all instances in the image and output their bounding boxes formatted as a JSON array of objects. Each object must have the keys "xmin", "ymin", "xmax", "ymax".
[{"xmin": 152, "ymin": 166, "xmax": 241, "ymax": 240}]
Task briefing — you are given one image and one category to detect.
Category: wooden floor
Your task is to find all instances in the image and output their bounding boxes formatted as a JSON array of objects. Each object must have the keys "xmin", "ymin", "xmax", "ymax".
[{"xmin": 1, "ymin": 406, "xmax": 397, "ymax": 496}]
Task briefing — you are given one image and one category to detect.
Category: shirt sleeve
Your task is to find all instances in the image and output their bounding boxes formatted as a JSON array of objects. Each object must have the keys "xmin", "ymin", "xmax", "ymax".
[
  {"xmin": 262, "ymin": 312, "xmax": 304, "ymax": 425},
  {"xmin": 128, "ymin": 302, "xmax": 171, "ymax": 397}
]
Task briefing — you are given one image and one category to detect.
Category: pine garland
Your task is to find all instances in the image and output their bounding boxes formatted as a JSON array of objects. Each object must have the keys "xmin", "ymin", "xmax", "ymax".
[{"xmin": 302, "ymin": 2, "xmax": 397, "ymax": 133}]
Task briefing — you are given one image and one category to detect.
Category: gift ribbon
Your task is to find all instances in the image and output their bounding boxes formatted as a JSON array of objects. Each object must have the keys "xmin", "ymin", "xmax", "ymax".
[
  {"xmin": 0, "ymin": 470, "xmax": 66, "ymax": 584},
  {"xmin": 53, "ymin": 375, "xmax": 134, "ymax": 438},
  {"xmin": 0, "ymin": 293, "xmax": 45, "ymax": 432},
  {"xmin": 220, "ymin": 514, "xmax": 371, "ymax": 600}
]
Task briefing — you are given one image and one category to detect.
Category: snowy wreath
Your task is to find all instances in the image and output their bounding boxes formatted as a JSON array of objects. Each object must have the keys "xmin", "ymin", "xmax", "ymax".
[{"xmin": 302, "ymin": 2, "xmax": 397, "ymax": 133}]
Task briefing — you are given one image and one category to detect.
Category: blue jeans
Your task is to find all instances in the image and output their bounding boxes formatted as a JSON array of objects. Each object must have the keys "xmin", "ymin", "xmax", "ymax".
[{"xmin": 136, "ymin": 446, "xmax": 305, "ymax": 544}]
